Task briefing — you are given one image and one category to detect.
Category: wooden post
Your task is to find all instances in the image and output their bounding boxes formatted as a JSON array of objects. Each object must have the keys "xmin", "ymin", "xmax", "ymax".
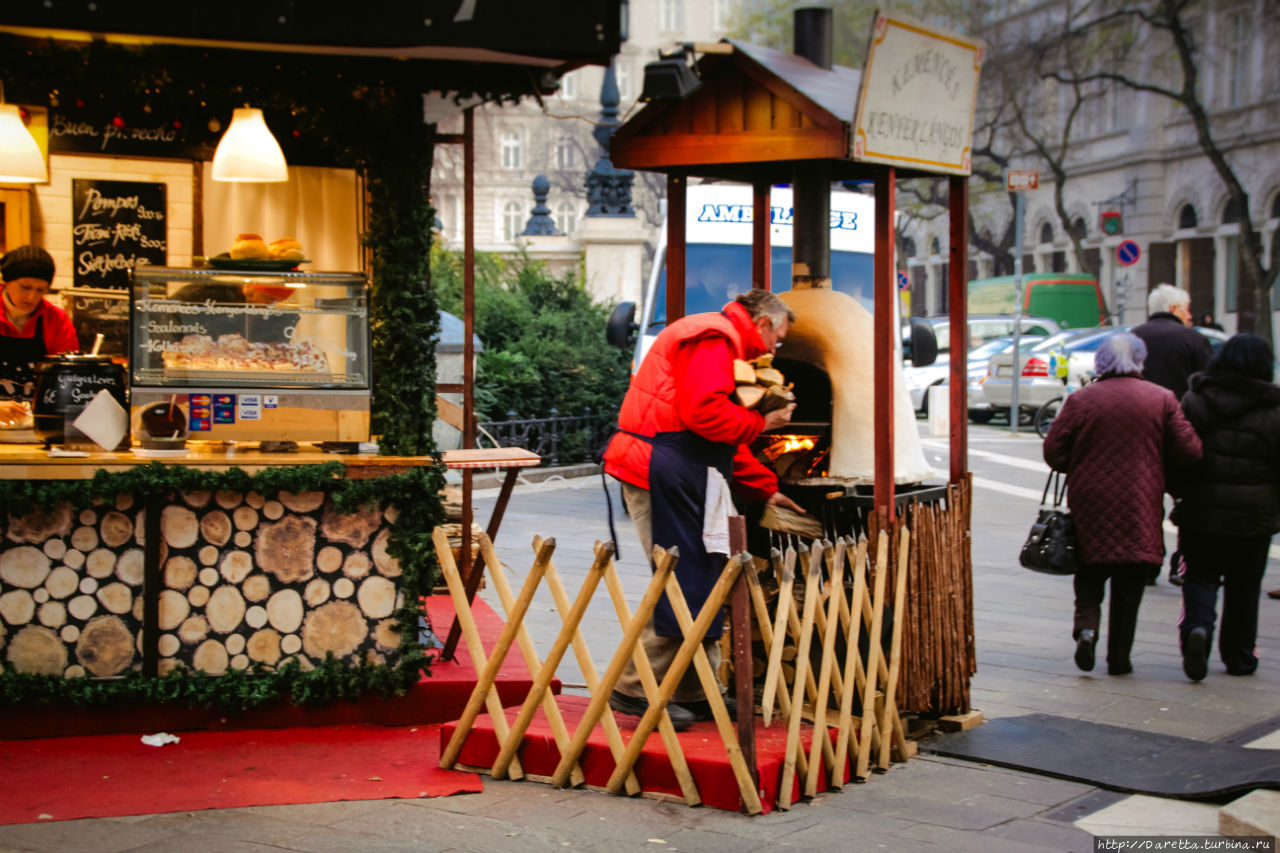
[
  {"xmin": 949, "ymin": 174, "xmax": 969, "ymax": 485},
  {"xmin": 667, "ymin": 174, "xmax": 687, "ymax": 323},
  {"xmin": 728, "ymin": 515, "xmax": 757, "ymax": 796},
  {"xmin": 752, "ymin": 182, "xmax": 771, "ymax": 291},
  {"xmin": 877, "ymin": 526, "xmax": 911, "ymax": 770},
  {"xmin": 442, "ymin": 107, "xmax": 478, "ymax": 663},
  {"xmin": 874, "ymin": 169, "xmax": 897, "ymax": 529}
]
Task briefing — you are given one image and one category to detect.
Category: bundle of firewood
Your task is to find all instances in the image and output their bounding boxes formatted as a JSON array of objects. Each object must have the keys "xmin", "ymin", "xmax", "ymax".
[{"xmin": 732, "ymin": 354, "xmax": 796, "ymax": 413}]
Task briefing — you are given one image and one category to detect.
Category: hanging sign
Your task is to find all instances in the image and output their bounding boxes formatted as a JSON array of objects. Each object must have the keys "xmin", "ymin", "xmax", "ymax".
[
  {"xmin": 49, "ymin": 110, "xmax": 208, "ymax": 159},
  {"xmin": 71, "ymin": 179, "xmax": 167, "ymax": 289},
  {"xmin": 1007, "ymin": 170, "xmax": 1039, "ymax": 192},
  {"xmin": 852, "ymin": 13, "xmax": 985, "ymax": 175}
]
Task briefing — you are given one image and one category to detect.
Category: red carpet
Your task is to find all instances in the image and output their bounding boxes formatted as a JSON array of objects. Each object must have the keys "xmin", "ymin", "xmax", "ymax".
[
  {"xmin": 442, "ymin": 694, "xmax": 851, "ymax": 813},
  {"xmin": 0, "ymin": 723, "xmax": 482, "ymax": 825}
]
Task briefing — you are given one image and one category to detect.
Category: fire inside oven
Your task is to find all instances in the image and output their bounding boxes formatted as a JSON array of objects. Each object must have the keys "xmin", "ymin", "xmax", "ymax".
[{"xmin": 753, "ymin": 358, "xmax": 834, "ymax": 484}]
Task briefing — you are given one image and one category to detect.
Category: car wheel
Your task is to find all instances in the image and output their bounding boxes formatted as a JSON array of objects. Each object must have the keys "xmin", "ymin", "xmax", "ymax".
[{"xmin": 969, "ymin": 410, "xmax": 996, "ymax": 424}]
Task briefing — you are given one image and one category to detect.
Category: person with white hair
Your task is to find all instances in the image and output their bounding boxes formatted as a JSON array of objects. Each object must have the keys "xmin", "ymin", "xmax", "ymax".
[
  {"xmin": 1043, "ymin": 332, "xmax": 1202, "ymax": 676},
  {"xmin": 1131, "ymin": 283, "xmax": 1214, "ymax": 587},
  {"xmin": 1132, "ymin": 284, "xmax": 1213, "ymax": 401}
]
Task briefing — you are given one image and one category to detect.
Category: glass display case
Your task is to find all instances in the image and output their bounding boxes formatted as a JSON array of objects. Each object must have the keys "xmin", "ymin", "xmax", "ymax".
[{"xmin": 129, "ymin": 267, "xmax": 371, "ymax": 442}]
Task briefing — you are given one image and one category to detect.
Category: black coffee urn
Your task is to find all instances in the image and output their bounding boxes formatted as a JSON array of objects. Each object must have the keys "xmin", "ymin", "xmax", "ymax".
[{"xmin": 33, "ymin": 354, "xmax": 129, "ymax": 448}]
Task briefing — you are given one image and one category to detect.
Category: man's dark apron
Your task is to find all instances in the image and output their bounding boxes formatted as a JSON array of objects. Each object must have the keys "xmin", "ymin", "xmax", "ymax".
[
  {"xmin": 0, "ymin": 313, "xmax": 47, "ymax": 403},
  {"xmin": 647, "ymin": 430, "xmax": 734, "ymax": 639}
]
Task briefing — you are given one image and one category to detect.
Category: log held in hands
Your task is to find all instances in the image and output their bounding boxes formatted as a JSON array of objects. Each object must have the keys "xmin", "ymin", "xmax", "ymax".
[{"xmin": 437, "ymin": 447, "xmax": 541, "ymax": 661}]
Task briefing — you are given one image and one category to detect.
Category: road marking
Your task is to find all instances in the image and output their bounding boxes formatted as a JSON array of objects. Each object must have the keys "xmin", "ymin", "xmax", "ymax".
[
  {"xmin": 971, "ymin": 475, "xmax": 1044, "ymax": 501},
  {"xmin": 921, "ymin": 439, "xmax": 1050, "ymax": 473}
]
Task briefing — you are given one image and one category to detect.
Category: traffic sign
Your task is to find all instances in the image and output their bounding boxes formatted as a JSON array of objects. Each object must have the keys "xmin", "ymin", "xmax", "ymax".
[
  {"xmin": 1116, "ymin": 240, "xmax": 1141, "ymax": 266},
  {"xmin": 1006, "ymin": 169, "xmax": 1039, "ymax": 191},
  {"xmin": 897, "ymin": 270, "xmax": 910, "ymax": 290}
]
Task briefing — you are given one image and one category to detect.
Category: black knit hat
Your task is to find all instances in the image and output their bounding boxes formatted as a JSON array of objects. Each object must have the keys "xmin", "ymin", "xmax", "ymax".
[{"xmin": 1, "ymin": 245, "xmax": 55, "ymax": 284}]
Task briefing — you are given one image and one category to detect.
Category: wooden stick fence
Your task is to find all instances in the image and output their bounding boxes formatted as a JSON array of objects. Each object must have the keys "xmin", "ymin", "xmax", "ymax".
[{"xmin": 435, "ymin": 522, "xmax": 923, "ymax": 813}]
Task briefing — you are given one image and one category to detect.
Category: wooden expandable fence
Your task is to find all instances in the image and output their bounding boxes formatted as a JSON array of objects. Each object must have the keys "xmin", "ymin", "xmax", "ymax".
[{"xmin": 434, "ymin": 521, "xmax": 924, "ymax": 813}]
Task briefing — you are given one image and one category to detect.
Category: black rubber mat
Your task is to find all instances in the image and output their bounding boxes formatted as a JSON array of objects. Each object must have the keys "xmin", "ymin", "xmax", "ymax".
[{"xmin": 921, "ymin": 713, "xmax": 1280, "ymax": 799}]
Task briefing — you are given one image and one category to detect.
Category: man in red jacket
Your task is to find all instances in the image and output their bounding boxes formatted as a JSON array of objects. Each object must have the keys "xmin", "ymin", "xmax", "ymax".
[{"xmin": 604, "ymin": 289, "xmax": 806, "ymax": 727}]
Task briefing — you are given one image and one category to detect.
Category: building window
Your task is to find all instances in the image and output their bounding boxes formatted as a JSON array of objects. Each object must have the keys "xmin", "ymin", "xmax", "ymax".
[
  {"xmin": 1039, "ymin": 222, "xmax": 1054, "ymax": 244},
  {"xmin": 616, "ymin": 61, "xmax": 633, "ymax": 100},
  {"xmin": 1072, "ymin": 217, "xmax": 1088, "ymax": 240},
  {"xmin": 661, "ymin": 0, "xmax": 684, "ymax": 32},
  {"xmin": 502, "ymin": 201, "xmax": 523, "ymax": 242},
  {"xmin": 1272, "ymin": 194, "xmax": 1280, "ymax": 220},
  {"xmin": 559, "ymin": 71, "xmax": 578, "ymax": 100},
  {"xmin": 1178, "ymin": 204, "xmax": 1198, "ymax": 229},
  {"xmin": 556, "ymin": 138, "xmax": 577, "ymax": 170},
  {"xmin": 1222, "ymin": 197, "xmax": 1241, "ymax": 224},
  {"xmin": 930, "ymin": 236, "xmax": 942, "ymax": 256},
  {"xmin": 555, "ymin": 201, "xmax": 577, "ymax": 236},
  {"xmin": 500, "ymin": 130, "xmax": 523, "ymax": 170},
  {"xmin": 1225, "ymin": 10, "xmax": 1250, "ymax": 107},
  {"xmin": 713, "ymin": 0, "xmax": 734, "ymax": 30}
]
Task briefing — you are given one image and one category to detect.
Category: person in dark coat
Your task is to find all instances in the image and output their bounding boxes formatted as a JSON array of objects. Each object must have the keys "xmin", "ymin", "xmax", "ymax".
[
  {"xmin": 1174, "ymin": 334, "xmax": 1280, "ymax": 680},
  {"xmin": 1043, "ymin": 332, "xmax": 1202, "ymax": 675},
  {"xmin": 1130, "ymin": 284, "xmax": 1213, "ymax": 400},
  {"xmin": 1130, "ymin": 283, "xmax": 1214, "ymax": 586},
  {"xmin": 1196, "ymin": 313, "xmax": 1224, "ymax": 331}
]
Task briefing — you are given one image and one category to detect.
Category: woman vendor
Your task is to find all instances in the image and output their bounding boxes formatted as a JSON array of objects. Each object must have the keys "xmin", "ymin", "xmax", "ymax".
[{"xmin": 0, "ymin": 245, "xmax": 80, "ymax": 424}]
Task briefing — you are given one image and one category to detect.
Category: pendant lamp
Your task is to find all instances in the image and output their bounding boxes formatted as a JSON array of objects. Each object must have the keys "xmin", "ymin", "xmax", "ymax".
[
  {"xmin": 211, "ymin": 106, "xmax": 288, "ymax": 182},
  {"xmin": 0, "ymin": 82, "xmax": 46, "ymax": 183}
]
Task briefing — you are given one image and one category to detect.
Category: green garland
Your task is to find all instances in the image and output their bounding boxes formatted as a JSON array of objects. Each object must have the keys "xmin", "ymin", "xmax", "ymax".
[{"xmin": 0, "ymin": 462, "xmax": 446, "ymax": 710}]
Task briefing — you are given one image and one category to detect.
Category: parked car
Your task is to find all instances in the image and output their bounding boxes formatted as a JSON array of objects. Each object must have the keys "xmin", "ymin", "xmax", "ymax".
[
  {"xmin": 906, "ymin": 334, "xmax": 1048, "ymax": 419},
  {"xmin": 904, "ymin": 315, "xmax": 1060, "ymax": 415},
  {"xmin": 981, "ymin": 325, "xmax": 1230, "ymax": 415},
  {"xmin": 962, "ymin": 336, "xmax": 1046, "ymax": 422}
]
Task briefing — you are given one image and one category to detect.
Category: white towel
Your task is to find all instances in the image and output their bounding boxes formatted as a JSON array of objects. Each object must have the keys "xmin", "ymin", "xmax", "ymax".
[{"xmin": 703, "ymin": 467, "xmax": 733, "ymax": 555}]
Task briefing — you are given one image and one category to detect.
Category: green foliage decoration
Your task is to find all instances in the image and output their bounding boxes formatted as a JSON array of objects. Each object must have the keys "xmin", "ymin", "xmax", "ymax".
[{"xmin": 0, "ymin": 462, "xmax": 446, "ymax": 710}]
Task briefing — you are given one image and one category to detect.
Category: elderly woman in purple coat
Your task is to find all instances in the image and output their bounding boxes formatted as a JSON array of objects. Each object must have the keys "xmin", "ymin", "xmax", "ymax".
[{"xmin": 1043, "ymin": 332, "xmax": 1202, "ymax": 675}]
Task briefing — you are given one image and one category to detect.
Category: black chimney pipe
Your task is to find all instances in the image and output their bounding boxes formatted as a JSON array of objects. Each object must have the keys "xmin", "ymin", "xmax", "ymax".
[
  {"xmin": 794, "ymin": 6, "xmax": 833, "ymax": 70},
  {"xmin": 791, "ymin": 7, "xmax": 833, "ymax": 288}
]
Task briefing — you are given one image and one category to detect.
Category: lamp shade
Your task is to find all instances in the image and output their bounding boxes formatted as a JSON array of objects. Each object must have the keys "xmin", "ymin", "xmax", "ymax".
[
  {"xmin": 211, "ymin": 107, "xmax": 287, "ymax": 182},
  {"xmin": 0, "ymin": 103, "xmax": 46, "ymax": 183}
]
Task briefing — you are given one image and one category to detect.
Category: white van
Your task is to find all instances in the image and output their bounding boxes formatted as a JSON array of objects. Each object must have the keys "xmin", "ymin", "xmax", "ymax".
[{"xmin": 608, "ymin": 183, "xmax": 917, "ymax": 364}]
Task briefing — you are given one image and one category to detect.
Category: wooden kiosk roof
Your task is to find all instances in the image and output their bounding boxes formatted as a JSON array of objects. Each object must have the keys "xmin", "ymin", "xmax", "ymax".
[{"xmin": 610, "ymin": 40, "xmax": 935, "ymax": 182}]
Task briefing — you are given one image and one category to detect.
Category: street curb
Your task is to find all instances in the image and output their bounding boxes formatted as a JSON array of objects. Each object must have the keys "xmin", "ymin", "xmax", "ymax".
[{"xmin": 449, "ymin": 463, "xmax": 601, "ymax": 490}]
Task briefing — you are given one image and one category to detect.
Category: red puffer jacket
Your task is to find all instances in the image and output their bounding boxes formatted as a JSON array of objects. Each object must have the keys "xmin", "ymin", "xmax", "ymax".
[
  {"xmin": 1043, "ymin": 374, "xmax": 1202, "ymax": 565},
  {"xmin": 604, "ymin": 301, "xmax": 777, "ymax": 501}
]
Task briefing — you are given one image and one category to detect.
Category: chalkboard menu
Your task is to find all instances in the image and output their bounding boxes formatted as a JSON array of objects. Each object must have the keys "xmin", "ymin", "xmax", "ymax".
[
  {"xmin": 71, "ymin": 179, "xmax": 167, "ymax": 290},
  {"xmin": 64, "ymin": 288, "xmax": 130, "ymax": 356}
]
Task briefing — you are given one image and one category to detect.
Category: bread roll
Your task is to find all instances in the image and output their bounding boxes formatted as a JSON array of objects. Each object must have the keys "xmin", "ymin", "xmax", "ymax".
[
  {"xmin": 230, "ymin": 233, "xmax": 270, "ymax": 260},
  {"xmin": 268, "ymin": 238, "xmax": 304, "ymax": 261}
]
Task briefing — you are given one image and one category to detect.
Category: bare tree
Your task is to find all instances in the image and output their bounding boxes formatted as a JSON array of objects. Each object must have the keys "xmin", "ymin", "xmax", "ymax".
[{"xmin": 1049, "ymin": 0, "xmax": 1278, "ymax": 344}]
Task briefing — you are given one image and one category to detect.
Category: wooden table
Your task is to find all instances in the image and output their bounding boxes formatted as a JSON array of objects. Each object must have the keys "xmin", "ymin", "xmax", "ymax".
[{"xmin": 437, "ymin": 447, "xmax": 543, "ymax": 660}]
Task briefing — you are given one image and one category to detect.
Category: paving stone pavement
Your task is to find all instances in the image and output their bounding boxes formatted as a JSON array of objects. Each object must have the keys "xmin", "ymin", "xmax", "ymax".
[{"xmin": 2, "ymin": 424, "xmax": 1278, "ymax": 852}]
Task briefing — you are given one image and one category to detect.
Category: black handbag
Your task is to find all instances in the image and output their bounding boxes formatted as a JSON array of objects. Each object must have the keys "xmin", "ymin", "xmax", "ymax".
[{"xmin": 1019, "ymin": 471, "xmax": 1079, "ymax": 575}]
